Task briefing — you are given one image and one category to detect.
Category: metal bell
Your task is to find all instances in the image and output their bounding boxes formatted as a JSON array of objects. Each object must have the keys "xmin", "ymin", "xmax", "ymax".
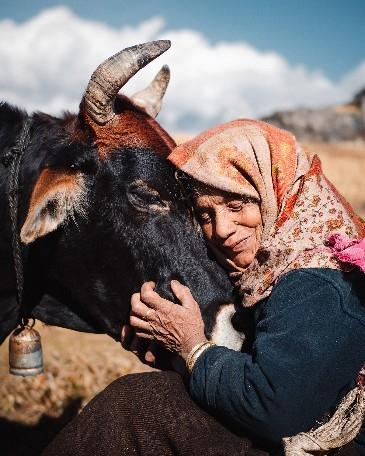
[{"xmin": 9, "ymin": 324, "xmax": 44, "ymax": 376}]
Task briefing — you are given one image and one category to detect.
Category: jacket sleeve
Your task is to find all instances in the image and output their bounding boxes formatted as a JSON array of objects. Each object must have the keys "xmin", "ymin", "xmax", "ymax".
[{"xmin": 189, "ymin": 269, "xmax": 365, "ymax": 446}]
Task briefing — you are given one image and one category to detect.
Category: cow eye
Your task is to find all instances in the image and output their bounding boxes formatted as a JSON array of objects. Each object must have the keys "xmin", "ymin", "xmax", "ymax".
[
  {"xmin": 127, "ymin": 181, "xmax": 168, "ymax": 212},
  {"xmin": 130, "ymin": 189, "xmax": 164, "ymax": 206}
]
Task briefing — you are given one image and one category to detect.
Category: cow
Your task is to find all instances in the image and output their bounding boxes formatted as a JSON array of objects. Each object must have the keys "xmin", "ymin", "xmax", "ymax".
[{"xmin": 0, "ymin": 40, "xmax": 243, "ymax": 355}]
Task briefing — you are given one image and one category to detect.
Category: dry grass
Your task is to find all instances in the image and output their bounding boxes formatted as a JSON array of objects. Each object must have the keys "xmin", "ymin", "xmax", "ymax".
[
  {"xmin": 0, "ymin": 140, "xmax": 364, "ymax": 454},
  {"xmin": 0, "ymin": 325, "xmax": 152, "ymax": 455},
  {"xmin": 0, "ymin": 324, "xmax": 151, "ymax": 426},
  {"xmin": 304, "ymin": 142, "xmax": 365, "ymax": 218}
]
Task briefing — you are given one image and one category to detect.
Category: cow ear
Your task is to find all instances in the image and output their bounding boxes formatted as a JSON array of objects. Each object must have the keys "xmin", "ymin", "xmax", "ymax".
[{"xmin": 20, "ymin": 168, "xmax": 86, "ymax": 244}]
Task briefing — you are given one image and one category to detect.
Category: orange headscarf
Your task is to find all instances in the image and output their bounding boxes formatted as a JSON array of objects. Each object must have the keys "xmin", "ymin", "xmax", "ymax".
[{"xmin": 168, "ymin": 120, "xmax": 365, "ymax": 306}]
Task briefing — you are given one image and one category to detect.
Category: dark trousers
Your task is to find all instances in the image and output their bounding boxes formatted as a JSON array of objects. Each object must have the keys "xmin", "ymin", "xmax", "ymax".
[{"xmin": 42, "ymin": 371, "xmax": 268, "ymax": 456}]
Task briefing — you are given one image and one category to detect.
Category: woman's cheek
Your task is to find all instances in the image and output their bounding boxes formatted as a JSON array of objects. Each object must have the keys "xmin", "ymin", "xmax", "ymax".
[{"xmin": 241, "ymin": 205, "xmax": 262, "ymax": 228}]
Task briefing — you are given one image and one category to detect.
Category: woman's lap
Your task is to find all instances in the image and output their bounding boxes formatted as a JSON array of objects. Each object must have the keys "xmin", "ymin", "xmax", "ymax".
[{"xmin": 42, "ymin": 371, "xmax": 268, "ymax": 456}]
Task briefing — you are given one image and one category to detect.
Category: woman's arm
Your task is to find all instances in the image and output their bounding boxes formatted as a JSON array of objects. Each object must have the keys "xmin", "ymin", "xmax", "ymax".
[{"xmin": 189, "ymin": 269, "xmax": 365, "ymax": 445}]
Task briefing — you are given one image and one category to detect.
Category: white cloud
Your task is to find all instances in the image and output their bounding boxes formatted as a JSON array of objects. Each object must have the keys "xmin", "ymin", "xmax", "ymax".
[
  {"xmin": 0, "ymin": 6, "xmax": 363, "ymax": 133},
  {"xmin": 340, "ymin": 61, "xmax": 365, "ymax": 96}
]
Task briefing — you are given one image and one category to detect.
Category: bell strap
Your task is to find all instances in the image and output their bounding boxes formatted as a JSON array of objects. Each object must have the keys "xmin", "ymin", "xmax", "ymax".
[{"xmin": 3, "ymin": 117, "xmax": 33, "ymax": 324}]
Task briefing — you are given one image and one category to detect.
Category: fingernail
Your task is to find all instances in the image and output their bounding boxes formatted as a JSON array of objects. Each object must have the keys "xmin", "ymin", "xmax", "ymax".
[{"xmin": 145, "ymin": 351, "xmax": 155, "ymax": 363}]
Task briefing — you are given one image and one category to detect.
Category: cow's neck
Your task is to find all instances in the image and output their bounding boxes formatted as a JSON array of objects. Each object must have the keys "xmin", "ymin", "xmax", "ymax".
[{"xmin": 1, "ymin": 118, "xmax": 40, "ymax": 277}]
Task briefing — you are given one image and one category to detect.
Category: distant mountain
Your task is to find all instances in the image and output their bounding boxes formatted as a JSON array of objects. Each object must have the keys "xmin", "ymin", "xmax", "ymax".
[{"xmin": 262, "ymin": 88, "xmax": 365, "ymax": 142}]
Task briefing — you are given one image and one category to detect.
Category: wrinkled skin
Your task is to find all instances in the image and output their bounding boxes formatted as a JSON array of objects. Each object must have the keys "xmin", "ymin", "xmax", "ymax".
[
  {"xmin": 0, "ymin": 103, "xmax": 237, "ymax": 344},
  {"xmin": 130, "ymin": 280, "xmax": 207, "ymax": 360}
]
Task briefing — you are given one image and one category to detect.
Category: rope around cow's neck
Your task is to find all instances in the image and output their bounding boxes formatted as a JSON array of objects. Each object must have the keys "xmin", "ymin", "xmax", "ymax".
[{"xmin": 2, "ymin": 116, "xmax": 33, "ymax": 326}]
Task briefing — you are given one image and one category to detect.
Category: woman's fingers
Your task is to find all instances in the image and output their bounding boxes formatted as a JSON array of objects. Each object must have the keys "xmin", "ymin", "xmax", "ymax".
[
  {"xmin": 130, "ymin": 312, "xmax": 156, "ymax": 331},
  {"xmin": 170, "ymin": 280, "xmax": 197, "ymax": 309},
  {"xmin": 129, "ymin": 332, "xmax": 148, "ymax": 357},
  {"xmin": 138, "ymin": 281, "xmax": 196, "ymax": 312},
  {"xmin": 140, "ymin": 282, "xmax": 173, "ymax": 311},
  {"xmin": 131, "ymin": 292, "xmax": 152, "ymax": 318},
  {"xmin": 123, "ymin": 329, "xmax": 156, "ymax": 367},
  {"xmin": 144, "ymin": 341, "xmax": 157, "ymax": 364},
  {"xmin": 135, "ymin": 329, "xmax": 154, "ymax": 340},
  {"xmin": 130, "ymin": 292, "xmax": 158, "ymax": 329},
  {"xmin": 120, "ymin": 324, "xmax": 134, "ymax": 349},
  {"xmin": 140, "ymin": 282, "xmax": 157, "ymax": 304}
]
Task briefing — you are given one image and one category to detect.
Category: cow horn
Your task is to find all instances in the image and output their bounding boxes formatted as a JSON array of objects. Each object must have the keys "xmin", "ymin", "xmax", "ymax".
[
  {"xmin": 131, "ymin": 65, "xmax": 170, "ymax": 118},
  {"xmin": 84, "ymin": 40, "xmax": 171, "ymax": 125}
]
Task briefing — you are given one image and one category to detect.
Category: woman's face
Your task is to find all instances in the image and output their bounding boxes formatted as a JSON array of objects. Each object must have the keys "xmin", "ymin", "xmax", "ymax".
[{"xmin": 194, "ymin": 187, "xmax": 262, "ymax": 269}]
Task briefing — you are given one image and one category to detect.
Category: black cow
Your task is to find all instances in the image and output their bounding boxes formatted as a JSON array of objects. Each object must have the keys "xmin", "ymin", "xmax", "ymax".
[{"xmin": 0, "ymin": 41, "xmax": 242, "ymax": 352}]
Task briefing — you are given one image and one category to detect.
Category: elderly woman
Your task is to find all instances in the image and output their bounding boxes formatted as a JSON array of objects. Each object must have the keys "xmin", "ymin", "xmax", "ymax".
[{"xmin": 44, "ymin": 120, "xmax": 365, "ymax": 456}]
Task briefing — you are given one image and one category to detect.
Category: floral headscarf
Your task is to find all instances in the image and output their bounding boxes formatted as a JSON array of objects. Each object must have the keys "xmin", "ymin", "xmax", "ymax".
[{"xmin": 167, "ymin": 119, "xmax": 365, "ymax": 307}]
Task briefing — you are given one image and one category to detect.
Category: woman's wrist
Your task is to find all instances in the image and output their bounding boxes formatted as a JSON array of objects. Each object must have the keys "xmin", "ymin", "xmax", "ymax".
[
  {"xmin": 181, "ymin": 335, "xmax": 208, "ymax": 361},
  {"xmin": 185, "ymin": 341, "xmax": 216, "ymax": 374}
]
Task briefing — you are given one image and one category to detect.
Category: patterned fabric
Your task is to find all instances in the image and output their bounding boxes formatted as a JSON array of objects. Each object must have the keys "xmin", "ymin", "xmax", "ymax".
[{"xmin": 168, "ymin": 119, "xmax": 365, "ymax": 307}]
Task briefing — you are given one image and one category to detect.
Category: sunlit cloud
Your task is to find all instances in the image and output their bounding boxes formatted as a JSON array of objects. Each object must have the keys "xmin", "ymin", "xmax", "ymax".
[{"xmin": 0, "ymin": 6, "xmax": 363, "ymax": 133}]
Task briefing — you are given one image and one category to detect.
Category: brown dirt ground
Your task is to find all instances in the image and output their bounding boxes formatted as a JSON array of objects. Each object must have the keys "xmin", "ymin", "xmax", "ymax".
[
  {"xmin": 305, "ymin": 142, "xmax": 365, "ymax": 218},
  {"xmin": 0, "ymin": 140, "xmax": 364, "ymax": 455}
]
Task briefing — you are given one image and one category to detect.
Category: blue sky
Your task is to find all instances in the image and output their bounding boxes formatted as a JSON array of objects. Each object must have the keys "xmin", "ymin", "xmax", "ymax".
[
  {"xmin": 1, "ymin": 0, "xmax": 364, "ymax": 81},
  {"xmin": 0, "ymin": 1, "xmax": 364, "ymax": 132}
]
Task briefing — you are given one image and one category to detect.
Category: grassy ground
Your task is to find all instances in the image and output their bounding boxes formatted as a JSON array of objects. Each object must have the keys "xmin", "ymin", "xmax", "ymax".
[
  {"xmin": 1, "ymin": 140, "xmax": 364, "ymax": 455},
  {"xmin": 0, "ymin": 325, "xmax": 152, "ymax": 455},
  {"xmin": 306, "ymin": 142, "xmax": 365, "ymax": 218}
]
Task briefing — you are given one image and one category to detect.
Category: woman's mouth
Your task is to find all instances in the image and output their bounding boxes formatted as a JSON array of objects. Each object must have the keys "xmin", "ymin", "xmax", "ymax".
[{"xmin": 228, "ymin": 235, "xmax": 253, "ymax": 253}]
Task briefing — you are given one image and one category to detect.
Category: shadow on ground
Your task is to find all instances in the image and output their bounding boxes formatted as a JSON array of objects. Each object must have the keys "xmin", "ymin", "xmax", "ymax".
[{"xmin": 0, "ymin": 398, "xmax": 82, "ymax": 456}]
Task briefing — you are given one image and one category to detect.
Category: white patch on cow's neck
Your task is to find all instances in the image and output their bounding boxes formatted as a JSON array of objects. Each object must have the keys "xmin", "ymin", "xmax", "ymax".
[{"xmin": 210, "ymin": 304, "xmax": 245, "ymax": 351}]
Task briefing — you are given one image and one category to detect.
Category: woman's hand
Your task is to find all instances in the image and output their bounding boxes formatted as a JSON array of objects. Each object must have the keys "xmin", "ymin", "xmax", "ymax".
[
  {"xmin": 121, "ymin": 324, "xmax": 159, "ymax": 366},
  {"xmin": 128, "ymin": 280, "xmax": 207, "ymax": 360}
]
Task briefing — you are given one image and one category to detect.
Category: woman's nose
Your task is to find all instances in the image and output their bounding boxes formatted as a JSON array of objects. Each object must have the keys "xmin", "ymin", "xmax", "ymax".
[{"xmin": 213, "ymin": 212, "xmax": 236, "ymax": 241}]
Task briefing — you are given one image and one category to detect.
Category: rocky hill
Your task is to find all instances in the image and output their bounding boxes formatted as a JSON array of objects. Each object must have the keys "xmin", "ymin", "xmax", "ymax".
[{"xmin": 262, "ymin": 88, "xmax": 365, "ymax": 142}]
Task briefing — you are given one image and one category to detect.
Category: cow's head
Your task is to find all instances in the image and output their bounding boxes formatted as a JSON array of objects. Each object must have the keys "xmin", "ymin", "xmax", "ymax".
[{"xmin": 0, "ymin": 41, "xmax": 236, "ymax": 344}]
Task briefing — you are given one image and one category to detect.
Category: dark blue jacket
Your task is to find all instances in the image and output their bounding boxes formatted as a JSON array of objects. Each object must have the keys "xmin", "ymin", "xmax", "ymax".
[{"xmin": 189, "ymin": 268, "xmax": 365, "ymax": 454}]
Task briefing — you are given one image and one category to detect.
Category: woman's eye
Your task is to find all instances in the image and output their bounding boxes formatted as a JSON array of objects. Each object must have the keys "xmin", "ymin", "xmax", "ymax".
[{"xmin": 227, "ymin": 201, "xmax": 244, "ymax": 211}]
